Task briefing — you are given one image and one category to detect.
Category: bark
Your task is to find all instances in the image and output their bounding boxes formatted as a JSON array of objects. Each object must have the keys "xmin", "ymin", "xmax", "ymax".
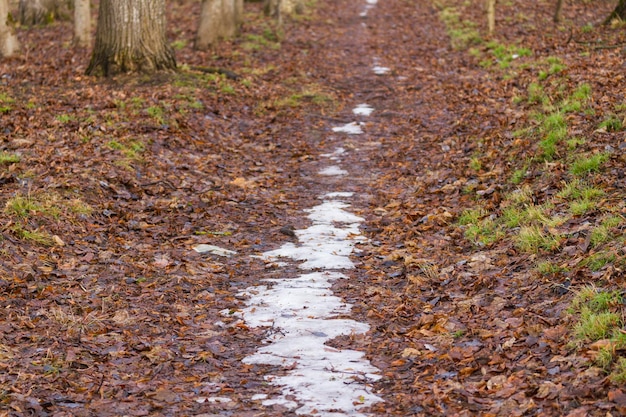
[
  {"xmin": 74, "ymin": 0, "xmax": 91, "ymax": 47},
  {"xmin": 195, "ymin": 0, "xmax": 241, "ymax": 50},
  {"xmin": 0, "ymin": 0, "xmax": 18, "ymax": 56},
  {"xmin": 487, "ymin": 0, "xmax": 495, "ymax": 34},
  {"xmin": 18, "ymin": 0, "xmax": 65, "ymax": 25},
  {"xmin": 86, "ymin": 0, "xmax": 176, "ymax": 76},
  {"xmin": 605, "ymin": 0, "xmax": 626, "ymax": 23},
  {"xmin": 553, "ymin": 0, "xmax": 563, "ymax": 23},
  {"xmin": 235, "ymin": 0, "xmax": 243, "ymax": 26},
  {"xmin": 264, "ymin": 0, "xmax": 303, "ymax": 20}
]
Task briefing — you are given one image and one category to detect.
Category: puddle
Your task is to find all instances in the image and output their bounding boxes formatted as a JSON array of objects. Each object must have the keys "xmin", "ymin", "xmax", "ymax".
[{"xmin": 235, "ymin": 193, "xmax": 383, "ymax": 415}]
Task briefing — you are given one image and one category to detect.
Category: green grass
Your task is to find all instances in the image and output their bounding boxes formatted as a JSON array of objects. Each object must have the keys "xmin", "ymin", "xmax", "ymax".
[
  {"xmin": 570, "ymin": 152, "xmax": 609, "ymax": 176},
  {"xmin": 107, "ymin": 139, "xmax": 146, "ymax": 161},
  {"xmin": 458, "ymin": 207, "xmax": 486, "ymax": 225},
  {"xmin": 146, "ymin": 106, "xmax": 165, "ymax": 124},
  {"xmin": 568, "ymin": 286, "xmax": 626, "ymax": 380},
  {"xmin": 5, "ymin": 195, "xmax": 44, "ymax": 217},
  {"xmin": 242, "ymin": 33, "xmax": 281, "ymax": 51},
  {"xmin": 569, "ymin": 198, "xmax": 597, "ymax": 216},
  {"xmin": 571, "ymin": 83, "xmax": 592, "ymax": 102},
  {"xmin": 581, "ymin": 252, "xmax": 616, "ymax": 272},
  {"xmin": 611, "ymin": 358, "xmax": 626, "ymax": 383},
  {"xmin": 171, "ymin": 40, "xmax": 187, "ymax": 50},
  {"xmin": 516, "ymin": 225, "xmax": 561, "ymax": 253},
  {"xmin": 510, "ymin": 166, "xmax": 528, "ymax": 184},
  {"xmin": 598, "ymin": 115, "xmax": 623, "ymax": 132},
  {"xmin": 0, "ymin": 151, "xmax": 20, "ymax": 164},
  {"xmin": 464, "ymin": 219, "xmax": 503, "ymax": 246},
  {"xmin": 56, "ymin": 114, "xmax": 74, "ymax": 123},
  {"xmin": 469, "ymin": 157, "xmax": 482, "ymax": 171},
  {"xmin": 10, "ymin": 224, "xmax": 55, "ymax": 246},
  {"xmin": 528, "ymin": 82, "xmax": 548, "ymax": 105},
  {"xmin": 440, "ymin": 7, "xmax": 482, "ymax": 50},
  {"xmin": 574, "ymin": 309, "xmax": 621, "ymax": 341},
  {"xmin": 566, "ymin": 136, "xmax": 585, "ymax": 150},
  {"xmin": 588, "ymin": 216, "xmax": 621, "ymax": 248},
  {"xmin": 484, "ymin": 41, "xmax": 532, "ymax": 68},
  {"xmin": 536, "ymin": 260, "xmax": 567, "ymax": 275},
  {"xmin": 0, "ymin": 93, "xmax": 14, "ymax": 113}
]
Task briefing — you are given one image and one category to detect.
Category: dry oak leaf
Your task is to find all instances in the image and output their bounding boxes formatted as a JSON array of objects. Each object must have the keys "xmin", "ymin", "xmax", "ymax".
[{"xmin": 231, "ymin": 177, "xmax": 256, "ymax": 188}]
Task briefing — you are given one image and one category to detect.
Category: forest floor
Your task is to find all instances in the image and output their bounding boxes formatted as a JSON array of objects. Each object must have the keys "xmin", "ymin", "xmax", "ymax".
[{"xmin": 1, "ymin": 0, "xmax": 626, "ymax": 415}]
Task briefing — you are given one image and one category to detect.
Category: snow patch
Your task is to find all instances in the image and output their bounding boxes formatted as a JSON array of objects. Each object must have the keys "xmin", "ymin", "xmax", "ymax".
[
  {"xmin": 319, "ymin": 165, "xmax": 348, "ymax": 176},
  {"xmin": 353, "ymin": 103, "xmax": 374, "ymax": 116},
  {"xmin": 195, "ymin": 396, "xmax": 232, "ymax": 404},
  {"xmin": 321, "ymin": 147, "xmax": 346, "ymax": 160},
  {"xmin": 372, "ymin": 65, "xmax": 390, "ymax": 75},
  {"xmin": 193, "ymin": 244, "xmax": 236, "ymax": 257},
  {"xmin": 237, "ymin": 195, "xmax": 383, "ymax": 415},
  {"xmin": 332, "ymin": 122, "xmax": 364, "ymax": 134},
  {"xmin": 321, "ymin": 191, "xmax": 354, "ymax": 199}
]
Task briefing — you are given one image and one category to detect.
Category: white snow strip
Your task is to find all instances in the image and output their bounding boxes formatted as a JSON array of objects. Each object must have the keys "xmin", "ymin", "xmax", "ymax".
[
  {"xmin": 193, "ymin": 244, "xmax": 237, "ymax": 257},
  {"xmin": 261, "ymin": 200, "xmax": 365, "ymax": 269},
  {"xmin": 237, "ymin": 195, "xmax": 383, "ymax": 415},
  {"xmin": 372, "ymin": 66, "xmax": 390, "ymax": 75},
  {"xmin": 322, "ymin": 191, "xmax": 354, "ymax": 199},
  {"xmin": 195, "ymin": 396, "xmax": 232, "ymax": 404},
  {"xmin": 332, "ymin": 122, "xmax": 364, "ymax": 134},
  {"xmin": 366, "ymin": 0, "xmax": 377, "ymax": 4},
  {"xmin": 353, "ymin": 103, "xmax": 374, "ymax": 116},
  {"xmin": 319, "ymin": 165, "xmax": 348, "ymax": 176},
  {"xmin": 321, "ymin": 147, "xmax": 346, "ymax": 160}
]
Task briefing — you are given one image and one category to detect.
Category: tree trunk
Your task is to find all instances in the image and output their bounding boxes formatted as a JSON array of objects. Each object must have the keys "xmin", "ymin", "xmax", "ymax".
[
  {"xmin": 605, "ymin": 0, "xmax": 626, "ymax": 23},
  {"xmin": 264, "ymin": 0, "xmax": 303, "ymax": 19},
  {"xmin": 553, "ymin": 0, "xmax": 563, "ymax": 23},
  {"xmin": 86, "ymin": 0, "xmax": 176, "ymax": 76},
  {"xmin": 235, "ymin": 0, "xmax": 243, "ymax": 26},
  {"xmin": 195, "ymin": 0, "xmax": 241, "ymax": 50},
  {"xmin": 0, "ymin": 0, "xmax": 19, "ymax": 56},
  {"xmin": 18, "ymin": 0, "xmax": 63, "ymax": 25},
  {"xmin": 487, "ymin": 0, "xmax": 495, "ymax": 34},
  {"xmin": 74, "ymin": 0, "xmax": 91, "ymax": 47}
]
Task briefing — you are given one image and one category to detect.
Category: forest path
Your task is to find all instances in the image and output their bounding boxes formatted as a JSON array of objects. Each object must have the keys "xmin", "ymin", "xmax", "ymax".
[
  {"xmin": 220, "ymin": 2, "xmax": 398, "ymax": 415},
  {"xmin": 4, "ymin": 0, "xmax": 624, "ymax": 415}
]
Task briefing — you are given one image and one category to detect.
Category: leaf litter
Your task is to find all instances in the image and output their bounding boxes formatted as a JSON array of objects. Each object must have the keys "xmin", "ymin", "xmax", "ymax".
[{"xmin": 1, "ymin": 0, "xmax": 626, "ymax": 415}]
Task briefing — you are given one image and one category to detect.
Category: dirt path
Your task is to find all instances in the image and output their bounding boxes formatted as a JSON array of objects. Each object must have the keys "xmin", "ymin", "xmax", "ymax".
[{"xmin": 2, "ymin": 0, "xmax": 626, "ymax": 415}]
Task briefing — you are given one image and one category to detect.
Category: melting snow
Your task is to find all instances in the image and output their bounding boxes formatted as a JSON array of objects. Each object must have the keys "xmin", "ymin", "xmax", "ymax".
[
  {"xmin": 237, "ymin": 194, "xmax": 383, "ymax": 415},
  {"xmin": 372, "ymin": 65, "xmax": 390, "ymax": 75},
  {"xmin": 353, "ymin": 103, "xmax": 374, "ymax": 116},
  {"xmin": 332, "ymin": 122, "xmax": 364, "ymax": 134},
  {"xmin": 321, "ymin": 147, "xmax": 346, "ymax": 160},
  {"xmin": 193, "ymin": 244, "xmax": 236, "ymax": 257},
  {"xmin": 319, "ymin": 165, "xmax": 348, "ymax": 176}
]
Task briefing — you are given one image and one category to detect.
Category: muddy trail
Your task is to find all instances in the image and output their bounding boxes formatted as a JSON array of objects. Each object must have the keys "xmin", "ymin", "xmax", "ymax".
[{"xmin": 2, "ymin": 0, "xmax": 626, "ymax": 416}]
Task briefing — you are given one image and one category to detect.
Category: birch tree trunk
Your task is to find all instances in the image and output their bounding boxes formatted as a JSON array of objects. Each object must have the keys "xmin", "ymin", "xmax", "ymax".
[
  {"xmin": 0, "ymin": 0, "xmax": 19, "ymax": 57},
  {"xmin": 86, "ymin": 0, "xmax": 176, "ymax": 76},
  {"xmin": 74, "ymin": 0, "xmax": 90, "ymax": 47},
  {"xmin": 195, "ymin": 0, "xmax": 241, "ymax": 50}
]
